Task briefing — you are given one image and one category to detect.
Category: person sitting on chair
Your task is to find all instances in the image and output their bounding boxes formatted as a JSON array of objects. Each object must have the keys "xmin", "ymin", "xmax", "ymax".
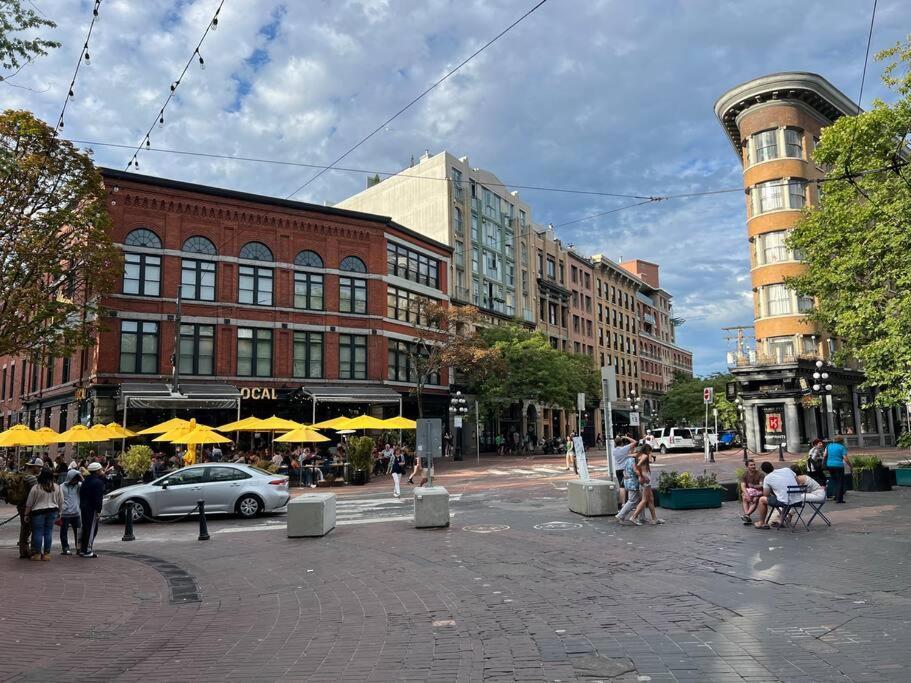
[
  {"xmin": 753, "ymin": 461, "xmax": 798, "ymax": 529},
  {"xmin": 739, "ymin": 458, "xmax": 764, "ymax": 525}
]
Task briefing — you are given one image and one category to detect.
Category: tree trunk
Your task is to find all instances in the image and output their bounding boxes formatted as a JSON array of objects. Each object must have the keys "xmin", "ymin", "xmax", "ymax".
[{"xmin": 416, "ymin": 384, "xmax": 424, "ymax": 418}]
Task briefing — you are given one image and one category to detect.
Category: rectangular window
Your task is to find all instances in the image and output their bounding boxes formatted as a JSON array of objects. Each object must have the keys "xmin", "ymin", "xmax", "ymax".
[
  {"xmin": 386, "ymin": 243, "xmax": 440, "ymax": 289},
  {"xmin": 339, "ymin": 334, "xmax": 367, "ymax": 379},
  {"xmin": 452, "ymin": 168, "xmax": 463, "ymax": 200},
  {"xmin": 123, "ymin": 253, "xmax": 161, "ymax": 296},
  {"xmin": 767, "ymin": 336, "xmax": 795, "ymax": 362},
  {"xmin": 119, "ymin": 320, "xmax": 159, "ymax": 374},
  {"xmin": 454, "ymin": 241, "xmax": 464, "ymax": 268},
  {"xmin": 797, "ymin": 295, "xmax": 814, "ymax": 313},
  {"xmin": 238, "ymin": 266, "xmax": 273, "ymax": 306},
  {"xmin": 788, "ymin": 181, "xmax": 806, "ymax": 209},
  {"xmin": 1, "ymin": 367, "xmax": 6, "ymax": 401},
  {"xmin": 293, "ymin": 331, "xmax": 323, "ymax": 378},
  {"xmin": 340, "ymin": 277, "xmax": 367, "ymax": 313},
  {"xmin": 10, "ymin": 364, "xmax": 15, "ymax": 400},
  {"xmin": 754, "ymin": 129, "xmax": 779, "ymax": 162},
  {"xmin": 755, "ymin": 180, "xmax": 785, "ymax": 213},
  {"xmin": 784, "ymin": 128, "xmax": 803, "ymax": 158},
  {"xmin": 294, "ymin": 272, "xmax": 324, "ymax": 310},
  {"xmin": 387, "ymin": 286, "xmax": 427, "ymax": 324},
  {"xmin": 765, "ymin": 284, "xmax": 792, "ymax": 316},
  {"xmin": 179, "ymin": 324, "xmax": 215, "ymax": 375},
  {"xmin": 237, "ymin": 328, "xmax": 272, "ymax": 377},
  {"xmin": 454, "ymin": 207, "xmax": 464, "ymax": 234},
  {"xmin": 61, "ymin": 356, "xmax": 70, "ymax": 384},
  {"xmin": 546, "ymin": 258, "xmax": 556, "ymax": 278},
  {"xmin": 801, "ymin": 336, "xmax": 817, "ymax": 354},
  {"xmin": 181, "ymin": 259, "xmax": 216, "ymax": 301},
  {"xmin": 388, "ymin": 340, "xmax": 439, "ymax": 385}
]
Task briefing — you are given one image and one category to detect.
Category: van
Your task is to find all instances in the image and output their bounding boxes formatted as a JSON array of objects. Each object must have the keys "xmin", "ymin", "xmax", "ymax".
[
  {"xmin": 692, "ymin": 427, "xmax": 719, "ymax": 450},
  {"xmin": 647, "ymin": 427, "xmax": 696, "ymax": 454}
]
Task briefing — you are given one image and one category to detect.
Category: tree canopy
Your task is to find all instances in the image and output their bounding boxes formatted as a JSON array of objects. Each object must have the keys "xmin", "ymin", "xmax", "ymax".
[
  {"xmin": 0, "ymin": 0, "xmax": 59, "ymax": 76},
  {"xmin": 467, "ymin": 325, "xmax": 600, "ymax": 412},
  {"xmin": 658, "ymin": 373, "xmax": 738, "ymax": 429},
  {"xmin": 0, "ymin": 109, "xmax": 122, "ymax": 358},
  {"xmin": 787, "ymin": 38, "xmax": 911, "ymax": 406}
]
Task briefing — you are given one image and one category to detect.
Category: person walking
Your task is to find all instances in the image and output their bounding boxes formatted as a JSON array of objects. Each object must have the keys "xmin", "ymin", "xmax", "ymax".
[
  {"xmin": 59, "ymin": 469, "xmax": 82, "ymax": 555},
  {"xmin": 615, "ymin": 446, "xmax": 644, "ymax": 524},
  {"xmin": 612, "ymin": 435, "xmax": 638, "ymax": 507},
  {"xmin": 24, "ymin": 469, "xmax": 64, "ymax": 561},
  {"xmin": 825, "ymin": 435, "xmax": 851, "ymax": 504},
  {"xmin": 564, "ymin": 435, "xmax": 575, "ymax": 471},
  {"xmin": 390, "ymin": 449, "xmax": 406, "ymax": 498},
  {"xmin": 78, "ymin": 462, "xmax": 105, "ymax": 558},
  {"xmin": 630, "ymin": 444, "xmax": 665, "ymax": 525},
  {"xmin": 15, "ymin": 458, "xmax": 44, "ymax": 558}
]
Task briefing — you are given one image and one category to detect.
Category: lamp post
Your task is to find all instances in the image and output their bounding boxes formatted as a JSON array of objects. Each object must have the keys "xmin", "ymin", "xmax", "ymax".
[
  {"xmin": 626, "ymin": 389, "xmax": 641, "ymax": 439},
  {"xmin": 449, "ymin": 391, "xmax": 468, "ymax": 461},
  {"xmin": 736, "ymin": 397, "xmax": 748, "ymax": 464},
  {"xmin": 812, "ymin": 359, "xmax": 834, "ymax": 440}
]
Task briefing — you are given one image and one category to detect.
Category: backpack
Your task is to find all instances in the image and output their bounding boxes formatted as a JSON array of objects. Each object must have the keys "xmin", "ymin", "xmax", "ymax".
[{"xmin": 0, "ymin": 472, "xmax": 32, "ymax": 506}]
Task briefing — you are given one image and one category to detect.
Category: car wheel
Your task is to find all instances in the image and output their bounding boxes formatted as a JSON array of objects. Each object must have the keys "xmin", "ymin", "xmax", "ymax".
[
  {"xmin": 660, "ymin": 444, "xmax": 667, "ymax": 454},
  {"xmin": 121, "ymin": 499, "xmax": 150, "ymax": 523},
  {"xmin": 236, "ymin": 494, "xmax": 262, "ymax": 519}
]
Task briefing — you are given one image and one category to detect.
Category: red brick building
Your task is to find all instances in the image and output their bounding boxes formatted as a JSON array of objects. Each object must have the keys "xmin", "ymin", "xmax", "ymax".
[{"xmin": 0, "ymin": 169, "xmax": 452, "ymax": 433}]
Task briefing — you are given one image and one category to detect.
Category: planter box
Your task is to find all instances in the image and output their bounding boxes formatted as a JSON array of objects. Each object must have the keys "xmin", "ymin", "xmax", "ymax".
[
  {"xmin": 853, "ymin": 465, "xmax": 892, "ymax": 492},
  {"xmin": 350, "ymin": 469, "xmax": 368, "ymax": 486},
  {"xmin": 895, "ymin": 468, "xmax": 911, "ymax": 486},
  {"xmin": 658, "ymin": 487, "xmax": 723, "ymax": 510}
]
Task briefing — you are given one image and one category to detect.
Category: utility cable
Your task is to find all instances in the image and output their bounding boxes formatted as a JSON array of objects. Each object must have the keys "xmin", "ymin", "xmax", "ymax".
[
  {"xmin": 123, "ymin": 0, "xmax": 224, "ymax": 170},
  {"xmin": 285, "ymin": 0, "xmax": 550, "ymax": 198},
  {"xmin": 56, "ymin": 0, "xmax": 102, "ymax": 132},
  {"xmin": 844, "ymin": 0, "xmax": 878, "ymax": 176}
]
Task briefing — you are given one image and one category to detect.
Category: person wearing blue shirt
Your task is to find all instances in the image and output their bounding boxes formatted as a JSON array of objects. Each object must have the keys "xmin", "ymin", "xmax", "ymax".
[{"xmin": 824, "ymin": 435, "xmax": 851, "ymax": 504}]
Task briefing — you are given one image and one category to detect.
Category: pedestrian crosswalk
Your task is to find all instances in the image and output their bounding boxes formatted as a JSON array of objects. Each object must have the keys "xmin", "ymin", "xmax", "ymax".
[
  {"xmin": 481, "ymin": 464, "xmax": 614, "ymax": 478},
  {"xmin": 335, "ymin": 492, "xmax": 463, "ymax": 526}
]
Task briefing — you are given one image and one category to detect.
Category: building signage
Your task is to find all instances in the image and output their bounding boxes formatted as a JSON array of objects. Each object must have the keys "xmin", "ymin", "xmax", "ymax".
[
  {"xmin": 703, "ymin": 387, "xmax": 714, "ymax": 404},
  {"xmin": 766, "ymin": 414, "xmax": 782, "ymax": 432},
  {"xmin": 239, "ymin": 387, "xmax": 278, "ymax": 400},
  {"xmin": 629, "ymin": 411, "xmax": 640, "ymax": 426}
]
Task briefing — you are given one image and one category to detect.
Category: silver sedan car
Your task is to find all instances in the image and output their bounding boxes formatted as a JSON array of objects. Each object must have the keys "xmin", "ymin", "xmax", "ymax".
[{"xmin": 102, "ymin": 464, "xmax": 290, "ymax": 522}]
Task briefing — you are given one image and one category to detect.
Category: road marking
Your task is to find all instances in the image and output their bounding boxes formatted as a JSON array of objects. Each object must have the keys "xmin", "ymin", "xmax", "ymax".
[
  {"xmin": 534, "ymin": 521, "xmax": 583, "ymax": 530},
  {"xmin": 463, "ymin": 524, "xmax": 510, "ymax": 533}
]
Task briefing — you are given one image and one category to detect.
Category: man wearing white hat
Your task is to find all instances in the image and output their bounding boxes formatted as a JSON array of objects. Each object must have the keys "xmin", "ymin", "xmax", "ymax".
[
  {"xmin": 78, "ymin": 462, "xmax": 105, "ymax": 558},
  {"xmin": 15, "ymin": 458, "xmax": 44, "ymax": 558}
]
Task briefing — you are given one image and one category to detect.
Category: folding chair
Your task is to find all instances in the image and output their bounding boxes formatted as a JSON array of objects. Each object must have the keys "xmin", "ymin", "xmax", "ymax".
[
  {"xmin": 765, "ymin": 485, "xmax": 808, "ymax": 531},
  {"xmin": 805, "ymin": 495, "xmax": 831, "ymax": 528}
]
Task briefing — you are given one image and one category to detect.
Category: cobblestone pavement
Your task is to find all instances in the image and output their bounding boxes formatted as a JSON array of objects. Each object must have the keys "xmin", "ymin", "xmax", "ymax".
[{"xmin": 1, "ymin": 473, "xmax": 910, "ymax": 682}]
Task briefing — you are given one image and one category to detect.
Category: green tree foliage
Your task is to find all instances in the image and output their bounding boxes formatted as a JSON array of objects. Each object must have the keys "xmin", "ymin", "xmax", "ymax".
[
  {"xmin": 0, "ymin": 109, "xmax": 122, "ymax": 358},
  {"xmin": 0, "ymin": 0, "xmax": 59, "ymax": 75},
  {"xmin": 658, "ymin": 373, "xmax": 738, "ymax": 428},
  {"xmin": 787, "ymin": 38, "xmax": 911, "ymax": 405},
  {"xmin": 467, "ymin": 325, "xmax": 600, "ymax": 412}
]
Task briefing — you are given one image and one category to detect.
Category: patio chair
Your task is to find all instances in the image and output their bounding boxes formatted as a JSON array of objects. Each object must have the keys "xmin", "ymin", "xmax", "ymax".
[
  {"xmin": 765, "ymin": 485, "xmax": 808, "ymax": 532},
  {"xmin": 805, "ymin": 494, "xmax": 832, "ymax": 529}
]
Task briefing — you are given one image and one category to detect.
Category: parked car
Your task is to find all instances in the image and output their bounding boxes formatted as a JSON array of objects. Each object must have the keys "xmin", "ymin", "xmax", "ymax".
[
  {"xmin": 101, "ymin": 464, "xmax": 290, "ymax": 522},
  {"xmin": 692, "ymin": 427, "xmax": 719, "ymax": 450},
  {"xmin": 648, "ymin": 427, "xmax": 697, "ymax": 454}
]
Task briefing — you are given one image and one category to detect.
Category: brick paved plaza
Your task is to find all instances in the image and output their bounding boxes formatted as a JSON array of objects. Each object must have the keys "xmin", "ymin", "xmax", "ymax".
[{"xmin": 2, "ymin": 453, "xmax": 910, "ymax": 682}]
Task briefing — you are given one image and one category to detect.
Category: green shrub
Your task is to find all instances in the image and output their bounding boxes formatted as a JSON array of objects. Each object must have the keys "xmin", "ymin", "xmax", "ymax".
[
  {"xmin": 657, "ymin": 470, "xmax": 722, "ymax": 494},
  {"xmin": 898, "ymin": 431, "xmax": 911, "ymax": 449},
  {"xmin": 120, "ymin": 445, "xmax": 152, "ymax": 479},
  {"xmin": 348, "ymin": 436, "xmax": 375, "ymax": 474},
  {"xmin": 850, "ymin": 455, "xmax": 882, "ymax": 471},
  {"xmin": 791, "ymin": 458, "xmax": 808, "ymax": 475},
  {"xmin": 895, "ymin": 460, "xmax": 911, "ymax": 469}
]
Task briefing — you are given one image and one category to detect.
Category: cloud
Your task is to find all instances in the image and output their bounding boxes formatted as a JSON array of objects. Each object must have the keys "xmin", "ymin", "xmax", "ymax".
[{"xmin": 6, "ymin": 0, "xmax": 909, "ymax": 375}]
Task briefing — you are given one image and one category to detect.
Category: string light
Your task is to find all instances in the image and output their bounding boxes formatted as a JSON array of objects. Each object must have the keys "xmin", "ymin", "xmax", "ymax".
[
  {"xmin": 55, "ymin": 0, "xmax": 103, "ymax": 132},
  {"xmin": 122, "ymin": 0, "xmax": 224, "ymax": 170},
  {"xmin": 197, "ymin": 51, "xmax": 205, "ymax": 70}
]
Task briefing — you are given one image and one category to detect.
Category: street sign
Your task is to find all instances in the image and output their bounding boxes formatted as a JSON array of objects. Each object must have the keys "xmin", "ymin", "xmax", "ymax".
[
  {"xmin": 454, "ymin": 416, "xmax": 463, "ymax": 428},
  {"xmin": 725, "ymin": 381, "xmax": 737, "ymax": 401},
  {"xmin": 600, "ymin": 366, "xmax": 617, "ymax": 402},
  {"xmin": 629, "ymin": 411, "xmax": 640, "ymax": 426},
  {"xmin": 573, "ymin": 435, "xmax": 589, "ymax": 481},
  {"xmin": 577, "ymin": 392, "xmax": 586, "ymax": 412},
  {"xmin": 704, "ymin": 387, "xmax": 714, "ymax": 404}
]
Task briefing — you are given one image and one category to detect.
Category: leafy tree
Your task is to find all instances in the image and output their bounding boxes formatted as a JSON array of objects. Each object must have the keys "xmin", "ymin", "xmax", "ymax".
[
  {"xmin": 467, "ymin": 325, "xmax": 600, "ymax": 413},
  {"xmin": 0, "ymin": 1, "xmax": 59, "ymax": 77},
  {"xmin": 658, "ymin": 372, "xmax": 738, "ymax": 429},
  {"xmin": 0, "ymin": 109, "xmax": 122, "ymax": 358},
  {"xmin": 787, "ymin": 38, "xmax": 911, "ymax": 406}
]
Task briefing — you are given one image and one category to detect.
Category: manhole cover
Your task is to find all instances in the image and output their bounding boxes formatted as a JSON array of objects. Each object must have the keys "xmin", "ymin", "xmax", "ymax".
[
  {"xmin": 432, "ymin": 619, "xmax": 456, "ymax": 627},
  {"xmin": 463, "ymin": 524, "xmax": 510, "ymax": 533},
  {"xmin": 534, "ymin": 521, "xmax": 583, "ymax": 530}
]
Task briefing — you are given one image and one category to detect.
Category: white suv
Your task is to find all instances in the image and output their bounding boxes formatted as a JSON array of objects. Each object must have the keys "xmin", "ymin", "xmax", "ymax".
[{"xmin": 648, "ymin": 427, "xmax": 696, "ymax": 454}]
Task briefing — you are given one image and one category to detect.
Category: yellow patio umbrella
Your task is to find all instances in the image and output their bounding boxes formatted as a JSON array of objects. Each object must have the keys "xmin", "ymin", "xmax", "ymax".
[
  {"xmin": 216, "ymin": 416, "xmax": 266, "ymax": 432},
  {"xmin": 58, "ymin": 424, "xmax": 118, "ymax": 443},
  {"xmin": 311, "ymin": 416, "xmax": 353, "ymax": 430},
  {"xmin": 105, "ymin": 422, "xmax": 137, "ymax": 438},
  {"xmin": 274, "ymin": 426, "xmax": 330, "ymax": 443},
  {"xmin": 152, "ymin": 419, "xmax": 202, "ymax": 442},
  {"xmin": 35, "ymin": 427, "xmax": 62, "ymax": 444},
  {"xmin": 343, "ymin": 415, "xmax": 388, "ymax": 430},
  {"xmin": 0, "ymin": 424, "xmax": 49, "ymax": 448},
  {"xmin": 170, "ymin": 426, "xmax": 232, "ymax": 445},
  {"xmin": 256, "ymin": 415, "xmax": 301, "ymax": 431},
  {"xmin": 136, "ymin": 417, "xmax": 193, "ymax": 435},
  {"xmin": 380, "ymin": 416, "xmax": 417, "ymax": 429}
]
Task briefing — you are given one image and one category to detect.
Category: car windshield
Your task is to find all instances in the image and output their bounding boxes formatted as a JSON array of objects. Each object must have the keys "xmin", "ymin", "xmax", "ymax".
[{"xmin": 676, "ymin": 429, "xmax": 693, "ymax": 439}]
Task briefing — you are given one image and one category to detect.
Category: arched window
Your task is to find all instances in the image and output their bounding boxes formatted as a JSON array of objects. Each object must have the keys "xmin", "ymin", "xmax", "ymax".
[
  {"xmin": 339, "ymin": 255, "xmax": 366, "ymax": 273},
  {"xmin": 181, "ymin": 237, "xmax": 217, "ymax": 301},
  {"xmin": 182, "ymin": 236, "xmax": 217, "ymax": 255},
  {"xmin": 294, "ymin": 250, "xmax": 323, "ymax": 268},
  {"xmin": 124, "ymin": 228, "xmax": 162, "ymax": 249},
  {"xmin": 293, "ymin": 251, "xmax": 324, "ymax": 311},
  {"xmin": 122, "ymin": 229, "xmax": 161, "ymax": 296},
  {"xmin": 239, "ymin": 241, "xmax": 273, "ymax": 261}
]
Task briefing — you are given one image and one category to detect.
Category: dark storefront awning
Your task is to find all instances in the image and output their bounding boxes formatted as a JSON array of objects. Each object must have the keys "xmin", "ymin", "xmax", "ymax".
[
  {"xmin": 118, "ymin": 382, "xmax": 241, "ymax": 409},
  {"xmin": 299, "ymin": 384, "xmax": 403, "ymax": 404}
]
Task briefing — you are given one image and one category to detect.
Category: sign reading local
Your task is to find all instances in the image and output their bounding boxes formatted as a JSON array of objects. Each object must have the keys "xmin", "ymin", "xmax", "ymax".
[{"xmin": 240, "ymin": 387, "xmax": 277, "ymax": 400}]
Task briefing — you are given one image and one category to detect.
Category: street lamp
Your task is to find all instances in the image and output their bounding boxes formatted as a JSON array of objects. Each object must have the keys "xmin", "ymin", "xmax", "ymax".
[
  {"xmin": 812, "ymin": 359, "xmax": 834, "ymax": 439},
  {"xmin": 626, "ymin": 389, "xmax": 641, "ymax": 438},
  {"xmin": 735, "ymin": 396, "xmax": 748, "ymax": 464},
  {"xmin": 449, "ymin": 391, "xmax": 468, "ymax": 461}
]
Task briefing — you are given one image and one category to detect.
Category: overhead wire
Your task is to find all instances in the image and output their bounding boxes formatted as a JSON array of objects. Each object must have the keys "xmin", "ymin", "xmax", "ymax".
[
  {"xmin": 123, "ymin": 0, "xmax": 224, "ymax": 170},
  {"xmin": 56, "ymin": 0, "xmax": 102, "ymax": 132},
  {"xmin": 284, "ymin": 0, "xmax": 550, "ymax": 199},
  {"xmin": 843, "ymin": 0, "xmax": 878, "ymax": 188}
]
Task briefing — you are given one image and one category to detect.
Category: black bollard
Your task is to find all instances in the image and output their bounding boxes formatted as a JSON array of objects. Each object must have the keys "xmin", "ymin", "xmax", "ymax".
[
  {"xmin": 778, "ymin": 443, "xmax": 785, "ymax": 462},
  {"xmin": 709, "ymin": 443, "xmax": 716, "ymax": 463},
  {"xmin": 197, "ymin": 499, "xmax": 210, "ymax": 541},
  {"xmin": 122, "ymin": 501, "xmax": 136, "ymax": 542}
]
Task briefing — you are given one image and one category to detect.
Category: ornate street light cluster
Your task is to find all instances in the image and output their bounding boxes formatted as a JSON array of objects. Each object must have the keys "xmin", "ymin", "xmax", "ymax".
[
  {"xmin": 449, "ymin": 391, "xmax": 468, "ymax": 461},
  {"xmin": 735, "ymin": 396, "xmax": 748, "ymax": 463},
  {"xmin": 812, "ymin": 360, "xmax": 834, "ymax": 439}
]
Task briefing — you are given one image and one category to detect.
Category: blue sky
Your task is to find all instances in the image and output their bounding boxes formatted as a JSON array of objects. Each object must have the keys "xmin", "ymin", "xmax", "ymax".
[{"xmin": 5, "ymin": 0, "xmax": 909, "ymax": 375}]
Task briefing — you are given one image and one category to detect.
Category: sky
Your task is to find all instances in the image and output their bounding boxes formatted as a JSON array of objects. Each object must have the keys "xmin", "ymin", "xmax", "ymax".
[{"xmin": 5, "ymin": 0, "xmax": 909, "ymax": 376}]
